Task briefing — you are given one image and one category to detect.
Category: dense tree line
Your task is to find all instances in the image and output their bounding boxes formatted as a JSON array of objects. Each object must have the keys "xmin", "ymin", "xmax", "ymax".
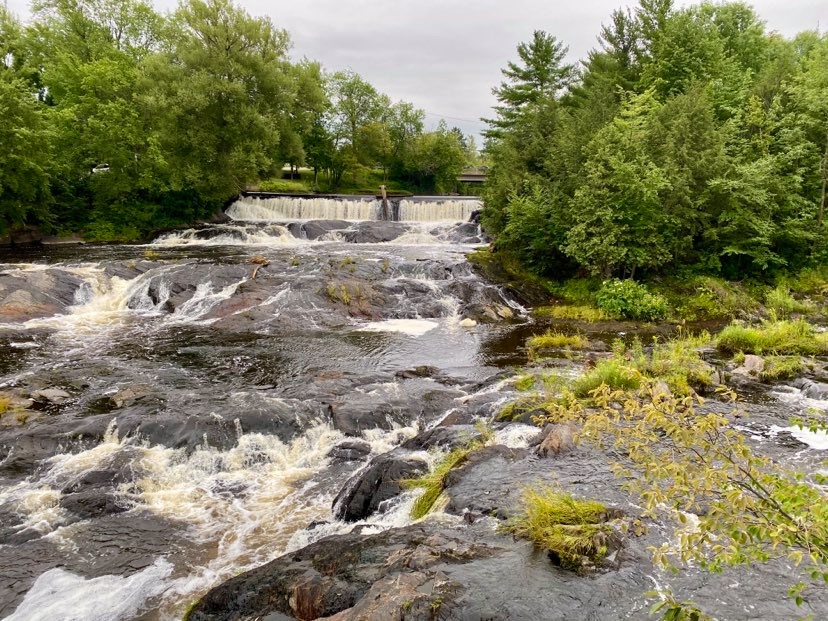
[
  {"xmin": 0, "ymin": 0, "xmax": 471, "ymax": 240},
  {"xmin": 483, "ymin": 0, "xmax": 828, "ymax": 280}
]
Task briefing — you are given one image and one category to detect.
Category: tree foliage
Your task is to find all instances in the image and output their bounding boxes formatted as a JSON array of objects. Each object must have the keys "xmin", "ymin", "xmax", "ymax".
[
  {"xmin": 484, "ymin": 0, "xmax": 828, "ymax": 280},
  {"xmin": 0, "ymin": 0, "xmax": 473, "ymax": 239}
]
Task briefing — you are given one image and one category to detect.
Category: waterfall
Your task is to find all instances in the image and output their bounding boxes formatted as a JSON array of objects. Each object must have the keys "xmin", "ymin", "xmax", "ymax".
[
  {"xmin": 227, "ymin": 196, "xmax": 482, "ymax": 223},
  {"xmin": 397, "ymin": 199, "xmax": 481, "ymax": 222},
  {"xmin": 227, "ymin": 197, "xmax": 381, "ymax": 222}
]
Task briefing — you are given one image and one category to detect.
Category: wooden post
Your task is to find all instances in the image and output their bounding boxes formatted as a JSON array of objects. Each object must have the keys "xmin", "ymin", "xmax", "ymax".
[{"xmin": 380, "ymin": 184, "xmax": 388, "ymax": 220}]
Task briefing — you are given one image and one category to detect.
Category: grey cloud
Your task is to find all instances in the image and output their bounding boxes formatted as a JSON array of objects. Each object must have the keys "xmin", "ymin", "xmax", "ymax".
[{"xmin": 7, "ymin": 0, "xmax": 827, "ymax": 136}]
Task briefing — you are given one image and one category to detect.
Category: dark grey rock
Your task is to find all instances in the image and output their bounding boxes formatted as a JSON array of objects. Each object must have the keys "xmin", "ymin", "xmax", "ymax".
[{"xmin": 332, "ymin": 452, "xmax": 427, "ymax": 521}]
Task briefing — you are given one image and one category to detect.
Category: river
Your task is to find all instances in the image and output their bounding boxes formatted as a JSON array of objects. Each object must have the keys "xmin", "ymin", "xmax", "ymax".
[
  {"xmin": 0, "ymin": 196, "xmax": 528, "ymax": 620},
  {"xmin": 2, "ymin": 196, "xmax": 827, "ymax": 620}
]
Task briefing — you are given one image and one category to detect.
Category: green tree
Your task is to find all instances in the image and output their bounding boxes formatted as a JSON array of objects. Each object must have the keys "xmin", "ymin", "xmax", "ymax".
[
  {"xmin": 486, "ymin": 30, "xmax": 575, "ymax": 136},
  {"xmin": 565, "ymin": 91, "xmax": 671, "ymax": 277},
  {"xmin": 0, "ymin": 70, "xmax": 52, "ymax": 233},
  {"xmin": 151, "ymin": 0, "xmax": 293, "ymax": 202}
]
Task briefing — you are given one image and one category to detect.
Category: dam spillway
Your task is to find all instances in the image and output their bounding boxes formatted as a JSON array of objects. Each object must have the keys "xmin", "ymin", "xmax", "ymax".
[{"xmin": 226, "ymin": 194, "xmax": 482, "ymax": 223}]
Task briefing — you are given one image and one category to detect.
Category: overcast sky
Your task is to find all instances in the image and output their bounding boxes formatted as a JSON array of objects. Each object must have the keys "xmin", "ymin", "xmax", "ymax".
[{"xmin": 7, "ymin": 0, "xmax": 827, "ymax": 139}]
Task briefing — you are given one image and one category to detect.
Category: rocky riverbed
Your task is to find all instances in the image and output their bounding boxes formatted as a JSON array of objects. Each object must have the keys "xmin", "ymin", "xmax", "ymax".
[{"xmin": 1, "ymin": 210, "xmax": 827, "ymax": 620}]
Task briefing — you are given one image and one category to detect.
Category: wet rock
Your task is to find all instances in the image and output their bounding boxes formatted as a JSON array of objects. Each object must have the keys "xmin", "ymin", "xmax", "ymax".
[
  {"xmin": 459, "ymin": 317, "xmax": 477, "ymax": 327},
  {"xmin": 59, "ymin": 490, "xmax": 128, "ymax": 519},
  {"xmin": 445, "ymin": 445, "xmax": 530, "ymax": 518},
  {"xmin": 287, "ymin": 219, "xmax": 350, "ymax": 240},
  {"xmin": 327, "ymin": 440, "xmax": 372, "ymax": 462},
  {"xmin": 0, "ymin": 269, "xmax": 85, "ymax": 321},
  {"xmin": 329, "ymin": 401, "xmax": 397, "ymax": 436},
  {"xmin": 342, "ymin": 221, "xmax": 409, "ymax": 243},
  {"xmin": 184, "ymin": 523, "xmax": 495, "ymax": 621},
  {"xmin": 461, "ymin": 302, "xmax": 515, "ymax": 323},
  {"xmin": 402, "ymin": 425, "xmax": 479, "ymax": 451},
  {"xmin": 107, "ymin": 384, "xmax": 156, "ymax": 409},
  {"xmin": 332, "ymin": 452, "xmax": 427, "ymax": 521},
  {"xmin": 31, "ymin": 387, "xmax": 71, "ymax": 405},
  {"xmin": 792, "ymin": 378, "xmax": 828, "ymax": 400},
  {"xmin": 734, "ymin": 354, "xmax": 765, "ymax": 376},
  {"xmin": 533, "ymin": 423, "xmax": 578, "ymax": 457},
  {"xmin": 394, "ymin": 365, "xmax": 440, "ymax": 379}
]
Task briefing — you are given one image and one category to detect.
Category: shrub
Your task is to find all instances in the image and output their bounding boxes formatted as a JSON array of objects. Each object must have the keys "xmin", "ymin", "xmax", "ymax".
[
  {"xmin": 595, "ymin": 279, "xmax": 668, "ymax": 321},
  {"xmin": 505, "ymin": 486, "xmax": 621, "ymax": 573},
  {"xmin": 786, "ymin": 267, "xmax": 828, "ymax": 297},
  {"xmin": 716, "ymin": 320, "xmax": 828, "ymax": 355},
  {"xmin": 642, "ymin": 335, "xmax": 714, "ymax": 396}
]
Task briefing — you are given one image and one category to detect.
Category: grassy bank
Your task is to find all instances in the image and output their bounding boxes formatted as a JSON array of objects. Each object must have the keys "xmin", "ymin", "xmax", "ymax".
[{"xmin": 471, "ymin": 249, "xmax": 828, "ymax": 324}]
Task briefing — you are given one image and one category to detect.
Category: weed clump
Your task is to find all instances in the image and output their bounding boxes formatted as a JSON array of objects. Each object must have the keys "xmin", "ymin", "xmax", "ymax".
[
  {"xmin": 532, "ymin": 305, "xmax": 608, "ymax": 322},
  {"xmin": 572, "ymin": 359, "xmax": 641, "ymax": 397},
  {"xmin": 758, "ymin": 356, "xmax": 806, "ymax": 382},
  {"xmin": 505, "ymin": 487, "xmax": 621, "ymax": 573},
  {"xmin": 405, "ymin": 430, "xmax": 491, "ymax": 519},
  {"xmin": 513, "ymin": 374, "xmax": 536, "ymax": 391},
  {"xmin": 716, "ymin": 320, "xmax": 828, "ymax": 355},
  {"xmin": 527, "ymin": 331, "xmax": 589, "ymax": 357}
]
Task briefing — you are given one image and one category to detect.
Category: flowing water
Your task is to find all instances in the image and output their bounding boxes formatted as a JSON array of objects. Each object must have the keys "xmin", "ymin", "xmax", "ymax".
[{"xmin": 0, "ymin": 199, "xmax": 521, "ymax": 620}]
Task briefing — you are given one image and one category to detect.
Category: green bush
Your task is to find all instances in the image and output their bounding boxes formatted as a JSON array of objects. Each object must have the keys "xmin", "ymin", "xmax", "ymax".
[{"xmin": 595, "ymin": 279, "xmax": 668, "ymax": 321}]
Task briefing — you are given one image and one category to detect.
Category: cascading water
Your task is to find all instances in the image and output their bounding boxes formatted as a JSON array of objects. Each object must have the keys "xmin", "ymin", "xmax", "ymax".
[
  {"xmin": 0, "ymin": 203, "xmax": 517, "ymax": 621},
  {"xmin": 398, "ymin": 198, "xmax": 481, "ymax": 222},
  {"xmin": 226, "ymin": 195, "xmax": 482, "ymax": 223},
  {"xmin": 227, "ymin": 196, "xmax": 383, "ymax": 221}
]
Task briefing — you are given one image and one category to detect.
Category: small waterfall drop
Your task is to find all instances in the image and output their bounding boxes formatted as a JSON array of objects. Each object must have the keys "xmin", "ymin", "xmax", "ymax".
[
  {"xmin": 398, "ymin": 199, "xmax": 481, "ymax": 222},
  {"xmin": 227, "ymin": 196, "xmax": 482, "ymax": 223},
  {"xmin": 227, "ymin": 197, "xmax": 381, "ymax": 222}
]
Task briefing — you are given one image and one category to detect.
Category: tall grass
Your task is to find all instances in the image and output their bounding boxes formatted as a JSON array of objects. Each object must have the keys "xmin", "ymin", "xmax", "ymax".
[
  {"xmin": 716, "ymin": 319, "xmax": 828, "ymax": 355},
  {"xmin": 505, "ymin": 487, "xmax": 619, "ymax": 572}
]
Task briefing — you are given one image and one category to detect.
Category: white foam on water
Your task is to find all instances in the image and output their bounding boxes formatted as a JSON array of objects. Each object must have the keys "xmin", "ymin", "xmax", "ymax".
[
  {"xmin": 771, "ymin": 385, "xmax": 828, "ymax": 411},
  {"xmin": 494, "ymin": 423, "xmax": 540, "ymax": 448},
  {"xmin": 6, "ymin": 557, "xmax": 173, "ymax": 621},
  {"xmin": 388, "ymin": 231, "xmax": 444, "ymax": 245},
  {"xmin": 164, "ymin": 278, "xmax": 246, "ymax": 326},
  {"xmin": 152, "ymin": 224, "xmax": 301, "ymax": 247},
  {"xmin": 769, "ymin": 425, "xmax": 828, "ymax": 450},
  {"xmin": 0, "ymin": 421, "xmax": 123, "ymax": 535},
  {"xmin": 358, "ymin": 318, "xmax": 439, "ymax": 336}
]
